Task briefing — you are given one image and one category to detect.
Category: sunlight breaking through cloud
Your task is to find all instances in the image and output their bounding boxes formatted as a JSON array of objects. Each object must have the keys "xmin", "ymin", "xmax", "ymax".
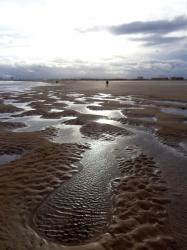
[{"xmin": 0, "ymin": 0, "xmax": 187, "ymax": 78}]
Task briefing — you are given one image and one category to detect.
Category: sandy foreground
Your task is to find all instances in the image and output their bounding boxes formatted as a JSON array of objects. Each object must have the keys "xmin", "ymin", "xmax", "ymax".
[{"xmin": 0, "ymin": 80, "xmax": 187, "ymax": 250}]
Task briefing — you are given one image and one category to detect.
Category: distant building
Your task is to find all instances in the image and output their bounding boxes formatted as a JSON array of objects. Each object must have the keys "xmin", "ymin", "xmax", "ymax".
[
  {"xmin": 151, "ymin": 77, "xmax": 169, "ymax": 80},
  {"xmin": 137, "ymin": 76, "xmax": 144, "ymax": 80},
  {"xmin": 170, "ymin": 76, "xmax": 184, "ymax": 80}
]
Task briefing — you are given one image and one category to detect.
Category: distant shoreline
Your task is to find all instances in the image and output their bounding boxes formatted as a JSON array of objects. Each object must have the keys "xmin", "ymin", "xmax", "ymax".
[{"xmin": 0, "ymin": 78, "xmax": 186, "ymax": 82}]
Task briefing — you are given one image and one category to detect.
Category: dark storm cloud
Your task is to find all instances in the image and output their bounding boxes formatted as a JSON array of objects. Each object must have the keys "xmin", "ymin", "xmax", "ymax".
[
  {"xmin": 78, "ymin": 16, "xmax": 187, "ymax": 47},
  {"xmin": 79, "ymin": 16, "xmax": 187, "ymax": 35},
  {"xmin": 108, "ymin": 16, "xmax": 187, "ymax": 35},
  {"xmin": 131, "ymin": 35, "xmax": 187, "ymax": 46}
]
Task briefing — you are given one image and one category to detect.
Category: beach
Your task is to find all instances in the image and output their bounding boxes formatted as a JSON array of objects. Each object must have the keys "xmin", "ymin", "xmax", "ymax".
[{"xmin": 0, "ymin": 80, "xmax": 187, "ymax": 250}]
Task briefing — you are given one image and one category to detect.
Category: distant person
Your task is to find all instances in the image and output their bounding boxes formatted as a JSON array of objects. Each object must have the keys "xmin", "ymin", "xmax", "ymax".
[{"xmin": 106, "ymin": 80, "xmax": 109, "ymax": 87}]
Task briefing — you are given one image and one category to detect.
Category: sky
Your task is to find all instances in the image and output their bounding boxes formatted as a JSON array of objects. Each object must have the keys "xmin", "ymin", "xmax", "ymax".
[{"xmin": 0, "ymin": 0, "xmax": 187, "ymax": 79}]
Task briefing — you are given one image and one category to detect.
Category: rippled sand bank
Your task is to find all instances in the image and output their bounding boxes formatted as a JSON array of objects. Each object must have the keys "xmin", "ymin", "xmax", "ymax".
[{"xmin": 0, "ymin": 80, "xmax": 186, "ymax": 250}]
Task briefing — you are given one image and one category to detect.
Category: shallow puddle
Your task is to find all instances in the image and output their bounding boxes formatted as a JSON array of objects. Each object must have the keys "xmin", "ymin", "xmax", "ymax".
[
  {"xmin": 33, "ymin": 140, "xmax": 125, "ymax": 245},
  {"xmin": 0, "ymin": 153, "xmax": 22, "ymax": 166},
  {"xmin": 66, "ymin": 102, "xmax": 124, "ymax": 119},
  {"xmin": 9, "ymin": 116, "xmax": 75, "ymax": 132},
  {"xmin": 179, "ymin": 141, "xmax": 187, "ymax": 153},
  {"xmin": 49, "ymin": 108, "xmax": 64, "ymax": 113},
  {"xmin": 0, "ymin": 113, "xmax": 13, "ymax": 119},
  {"xmin": 4, "ymin": 100, "xmax": 33, "ymax": 111},
  {"xmin": 67, "ymin": 93, "xmax": 85, "ymax": 98},
  {"xmin": 153, "ymin": 99, "xmax": 187, "ymax": 106},
  {"xmin": 0, "ymin": 81, "xmax": 48, "ymax": 93},
  {"xmin": 161, "ymin": 107, "xmax": 187, "ymax": 117},
  {"xmin": 131, "ymin": 116, "xmax": 157, "ymax": 122},
  {"xmin": 53, "ymin": 124, "xmax": 84, "ymax": 143}
]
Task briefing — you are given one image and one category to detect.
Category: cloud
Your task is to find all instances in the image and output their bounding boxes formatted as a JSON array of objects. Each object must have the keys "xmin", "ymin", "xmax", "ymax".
[
  {"xmin": 79, "ymin": 16, "xmax": 187, "ymax": 35},
  {"xmin": 0, "ymin": 63, "xmax": 112, "ymax": 80},
  {"xmin": 77, "ymin": 16, "xmax": 187, "ymax": 47},
  {"xmin": 131, "ymin": 35, "xmax": 187, "ymax": 46},
  {"xmin": 0, "ymin": 33, "xmax": 27, "ymax": 48},
  {"xmin": 0, "ymin": 56, "xmax": 187, "ymax": 80},
  {"xmin": 108, "ymin": 16, "xmax": 187, "ymax": 35},
  {"xmin": 160, "ymin": 42, "xmax": 187, "ymax": 58},
  {"xmin": 0, "ymin": 24, "xmax": 28, "ymax": 49}
]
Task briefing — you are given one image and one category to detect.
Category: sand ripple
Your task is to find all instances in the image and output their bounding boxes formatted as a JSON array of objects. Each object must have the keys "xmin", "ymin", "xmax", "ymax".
[
  {"xmin": 80, "ymin": 122, "xmax": 131, "ymax": 140},
  {"xmin": 0, "ymin": 130, "xmax": 88, "ymax": 250},
  {"xmin": 33, "ymin": 177, "xmax": 111, "ymax": 245},
  {"xmin": 101, "ymin": 154, "xmax": 177, "ymax": 250}
]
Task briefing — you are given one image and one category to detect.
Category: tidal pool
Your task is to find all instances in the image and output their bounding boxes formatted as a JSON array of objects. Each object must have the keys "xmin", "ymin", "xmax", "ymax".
[
  {"xmin": 161, "ymin": 107, "xmax": 187, "ymax": 117},
  {"xmin": 33, "ymin": 114, "xmax": 187, "ymax": 245},
  {"xmin": 7, "ymin": 116, "xmax": 75, "ymax": 132},
  {"xmin": 33, "ymin": 140, "xmax": 122, "ymax": 244},
  {"xmin": 65, "ymin": 102, "xmax": 124, "ymax": 120},
  {"xmin": 0, "ymin": 153, "xmax": 22, "ymax": 166},
  {"xmin": 0, "ymin": 81, "xmax": 48, "ymax": 93}
]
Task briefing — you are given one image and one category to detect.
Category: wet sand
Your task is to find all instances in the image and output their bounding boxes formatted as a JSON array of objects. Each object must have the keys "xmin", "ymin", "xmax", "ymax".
[{"xmin": 0, "ymin": 80, "xmax": 187, "ymax": 250}]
